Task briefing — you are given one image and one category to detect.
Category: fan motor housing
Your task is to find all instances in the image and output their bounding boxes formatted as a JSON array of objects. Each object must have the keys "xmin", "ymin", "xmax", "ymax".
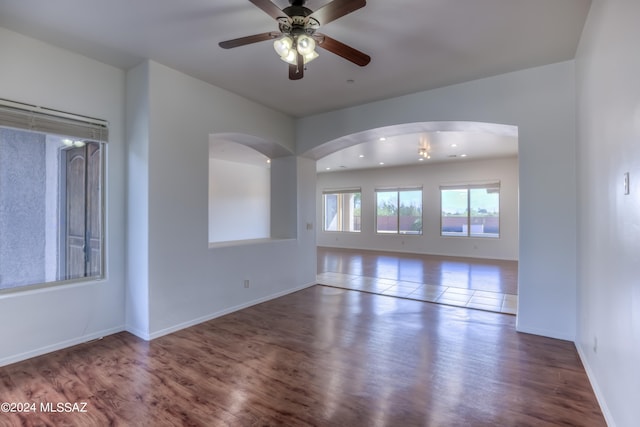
[
  {"xmin": 278, "ymin": 14, "xmax": 319, "ymax": 36},
  {"xmin": 283, "ymin": 5, "xmax": 312, "ymax": 18}
]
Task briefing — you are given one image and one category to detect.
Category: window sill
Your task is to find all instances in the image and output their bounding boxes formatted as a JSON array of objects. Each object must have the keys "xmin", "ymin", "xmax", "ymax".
[{"xmin": 208, "ymin": 237, "xmax": 295, "ymax": 249}]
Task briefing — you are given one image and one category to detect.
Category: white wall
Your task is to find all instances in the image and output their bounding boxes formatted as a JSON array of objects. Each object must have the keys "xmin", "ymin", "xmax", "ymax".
[
  {"xmin": 3, "ymin": 11, "xmax": 636, "ymax": 423},
  {"xmin": 208, "ymin": 158, "xmax": 270, "ymax": 243},
  {"xmin": 128, "ymin": 61, "xmax": 315, "ymax": 339},
  {"xmin": 0, "ymin": 30, "xmax": 316, "ymax": 363},
  {"xmin": 125, "ymin": 61, "xmax": 150, "ymax": 339},
  {"xmin": 0, "ymin": 28, "xmax": 126, "ymax": 365},
  {"xmin": 317, "ymin": 157, "xmax": 519, "ymax": 260},
  {"xmin": 299, "ymin": 61, "xmax": 577, "ymax": 340},
  {"xmin": 575, "ymin": 1, "xmax": 640, "ymax": 425}
]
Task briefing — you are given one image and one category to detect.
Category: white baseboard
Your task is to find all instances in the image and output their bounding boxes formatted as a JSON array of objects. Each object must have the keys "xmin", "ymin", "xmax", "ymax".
[
  {"xmin": 145, "ymin": 282, "xmax": 316, "ymax": 341},
  {"xmin": 0, "ymin": 325, "xmax": 125, "ymax": 368},
  {"xmin": 575, "ymin": 342, "xmax": 615, "ymax": 427},
  {"xmin": 2, "ymin": 283, "xmax": 318, "ymax": 367},
  {"xmin": 125, "ymin": 324, "xmax": 151, "ymax": 341},
  {"xmin": 515, "ymin": 321, "xmax": 575, "ymax": 342}
]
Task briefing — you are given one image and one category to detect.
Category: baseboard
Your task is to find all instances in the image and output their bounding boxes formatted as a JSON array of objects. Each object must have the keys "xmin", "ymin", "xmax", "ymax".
[
  {"xmin": 1, "ymin": 283, "xmax": 317, "ymax": 367},
  {"xmin": 515, "ymin": 321, "xmax": 575, "ymax": 342},
  {"xmin": 125, "ymin": 324, "xmax": 152, "ymax": 341},
  {"xmin": 316, "ymin": 245, "xmax": 518, "ymax": 262},
  {"xmin": 0, "ymin": 325, "xmax": 125, "ymax": 368},
  {"xmin": 147, "ymin": 282, "xmax": 316, "ymax": 340},
  {"xmin": 575, "ymin": 342, "xmax": 616, "ymax": 427}
]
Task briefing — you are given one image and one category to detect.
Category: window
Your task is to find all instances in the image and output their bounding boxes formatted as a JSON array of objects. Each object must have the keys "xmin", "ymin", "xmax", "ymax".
[
  {"xmin": 375, "ymin": 188, "xmax": 422, "ymax": 234},
  {"xmin": 322, "ymin": 189, "xmax": 361, "ymax": 232},
  {"xmin": 440, "ymin": 183, "xmax": 500, "ymax": 238},
  {"xmin": 0, "ymin": 100, "xmax": 107, "ymax": 290}
]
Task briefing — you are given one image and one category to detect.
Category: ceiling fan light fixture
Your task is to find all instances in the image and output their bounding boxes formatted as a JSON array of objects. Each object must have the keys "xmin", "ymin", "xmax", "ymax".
[
  {"xmin": 280, "ymin": 45, "xmax": 318, "ymax": 65},
  {"xmin": 281, "ymin": 49, "xmax": 297, "ymax": 64},
  {"xmin": 273, "ymin": 36, "xmax": 293, "ymax": 57},
  {"xmin": 220, "ymin": 0, "xmax": 370, "ymax": 80},
  {"xmin": 302, "ymin": 50, "xmax": 319, "ymax": 63},
  {"xmin": 296, "ymin": 34, "xmax": 316, "ymax": 55}
]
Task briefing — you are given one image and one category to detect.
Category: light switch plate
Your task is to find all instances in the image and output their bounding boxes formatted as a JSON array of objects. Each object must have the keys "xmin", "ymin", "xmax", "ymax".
[{"xmin": 624, "ymin": 172, "xmax": 630, "ymax": 195}]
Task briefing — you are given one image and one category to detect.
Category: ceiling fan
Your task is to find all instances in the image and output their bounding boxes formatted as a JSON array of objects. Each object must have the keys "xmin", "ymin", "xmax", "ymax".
[{"xmin": 219, "ymin": 0, "xmax": 371, "ymax": 80}]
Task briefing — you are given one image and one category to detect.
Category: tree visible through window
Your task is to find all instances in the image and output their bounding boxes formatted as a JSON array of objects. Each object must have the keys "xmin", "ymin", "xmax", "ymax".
[
  {"xmin": 376, "ymin": 188, "xmax": 422, "ymax": 234},
  {"xmin": 441, "ymin": 183, "xmax": 500, "ymax": 238}
]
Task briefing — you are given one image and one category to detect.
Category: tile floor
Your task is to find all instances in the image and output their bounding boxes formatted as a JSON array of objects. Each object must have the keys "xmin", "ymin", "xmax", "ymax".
[{"xmin": 317, "ymin": 271, "xmax": 517, "ymax": 315}]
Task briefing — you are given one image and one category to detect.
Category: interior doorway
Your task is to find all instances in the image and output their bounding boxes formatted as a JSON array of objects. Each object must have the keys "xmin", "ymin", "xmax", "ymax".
[{"xmin": 317, "ymin": 247, "xmax": 517, "ymax": 314}]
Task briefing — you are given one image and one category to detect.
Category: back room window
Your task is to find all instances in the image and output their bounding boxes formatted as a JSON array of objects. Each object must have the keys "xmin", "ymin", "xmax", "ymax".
[{"xmin": 322, "ymin": 189, "xmax": 361, "ymax": 232}]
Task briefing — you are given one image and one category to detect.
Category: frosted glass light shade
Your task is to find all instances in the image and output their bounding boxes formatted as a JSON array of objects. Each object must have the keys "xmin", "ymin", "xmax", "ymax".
[
  {"xmin": 273, "ymin": 36, "xmax": 293, "ymax": 57},
  {"xmin": 282, "ymin": 50, "xmax": 318, "ymax": 65},
  {"xmin": 296, "ymin": 35, "xmax": 316, "ymax": 55},
  {"xmin": 275, "ymin": 35, "xmax": 318, "ymax": 65}
]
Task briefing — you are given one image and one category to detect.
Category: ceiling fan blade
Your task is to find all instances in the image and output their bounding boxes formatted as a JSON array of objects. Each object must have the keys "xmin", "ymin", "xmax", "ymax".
[
  {"xmin": 309, "ymin": 0, "xmax": 366, "ymax": 26},
  {"xmin": 249, "ymin": 0, "xmax": 286, "ymax": 20},
  {"xmin": 289, "ymin": 53, "xmax": 304, "ymax": 80},
  {"xmin": 219, "ymin": 32, "xmax": 280, "ymax": 49},
  {"xmin": 316, "ymin": 34, "xmax": 371, "ymax": 66}
]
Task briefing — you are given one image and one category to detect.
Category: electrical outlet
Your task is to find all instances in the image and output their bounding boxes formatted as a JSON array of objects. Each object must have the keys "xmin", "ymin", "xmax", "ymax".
[{"xmin": 244, "ymin": 279, "xmax": 250, "ymax": 288}]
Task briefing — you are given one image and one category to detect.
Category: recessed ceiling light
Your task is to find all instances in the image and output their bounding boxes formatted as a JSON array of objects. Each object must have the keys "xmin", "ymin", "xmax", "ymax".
[
  {"xmin": 325, "ymin": 167, "xmax": 331, "ymax": 170},
  {"xmin": 451, "ymin": 144, "xmax": 457, "ymax": 148},
  {"xmin": 379, "ymin": 137, "xmax": 386, "ymax": 141},
  {"xmin": 379, "ymin": 162, "xmax": 385, "ymax": 165},
  {"xmin": 359, "ymin": 154, "xmax": 364, "ymax": 158},
  {"xmin": 418, "ymin": 158, "xmax": 424, "ymax": 161},
  {"xmin": 266, "ymin": 159, "xmax": 271, "ymax": 164},
  {"xmin": 461, "ymin": 154, "xmax": 467, "ymax": 157}
]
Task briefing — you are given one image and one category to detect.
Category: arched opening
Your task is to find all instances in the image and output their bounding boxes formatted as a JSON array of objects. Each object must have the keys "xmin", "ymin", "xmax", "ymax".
[
  {"xmin": 305, "ymin": 121, "xmax": 519, "ymax": 315},
  {"xmin": 208, "ymin": 133, "xmax": 292, "ymax": 245}
]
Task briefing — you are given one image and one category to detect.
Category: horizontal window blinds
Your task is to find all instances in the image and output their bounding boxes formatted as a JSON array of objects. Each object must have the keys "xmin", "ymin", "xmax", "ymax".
[
  {"xmin": 375, "ymin": 186, "xmax": 422, "ymax": 192},
  {"xmin": 0, "ymin": 98, "xmax": 108, "ymax": 143},
  {"xmin": 322, "ymin": 188, "xmax": 361, "ymax": 194},
  {"xmin": 440, "ymin": 181, "xmax": 500, "ymax": 190}
]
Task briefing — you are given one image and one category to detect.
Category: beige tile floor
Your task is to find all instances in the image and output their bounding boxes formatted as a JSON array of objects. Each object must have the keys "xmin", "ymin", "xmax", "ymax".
[{"xmin": 317, "ymin": 271, "xmax": 517, "ymax": 315}]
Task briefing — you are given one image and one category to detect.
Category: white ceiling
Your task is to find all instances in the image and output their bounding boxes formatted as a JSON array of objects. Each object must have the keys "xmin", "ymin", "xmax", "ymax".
[
  {"xmin": 316, "ymin": 122, "xmax": 518, "ymax": 172},
  {"xmin": 0, "ymin": 0, "xmax": 590, "ymax": 170}
]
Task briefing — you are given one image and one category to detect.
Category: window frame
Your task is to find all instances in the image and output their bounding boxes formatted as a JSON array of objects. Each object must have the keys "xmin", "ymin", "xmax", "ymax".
[
  {"xmin": 321, "ymin": 188, "xmax": 362, "ymax": 233},
  {"xmin": 0, "ymin": 99, "xmax": 108, "ymax": 292},
  {"xmin": 440, "ymin": 182, "xmax": 500, "ymax": 238},
  {"xmin": 374, "ymin": 187, "xmax": 423, "ymax": 235}
]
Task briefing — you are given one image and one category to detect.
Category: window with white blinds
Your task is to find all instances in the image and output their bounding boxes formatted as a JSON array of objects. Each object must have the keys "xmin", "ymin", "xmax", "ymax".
[{"xmin": 0, "ymin": 99, "xmax": 107, "ymax": 291}]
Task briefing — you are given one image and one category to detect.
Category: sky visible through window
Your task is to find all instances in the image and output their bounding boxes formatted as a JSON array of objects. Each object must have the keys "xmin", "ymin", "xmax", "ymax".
[{"xmin": 442, "ymin": 188, "xmax": 499, "ymax": 215}]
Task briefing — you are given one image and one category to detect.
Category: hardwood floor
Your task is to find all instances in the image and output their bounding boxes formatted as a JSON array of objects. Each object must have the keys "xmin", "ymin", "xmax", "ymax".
[
  {"xmin": 318, "ymin": 247, "xmax": 519, "ymax": 294},
  {"xmin": 0, "ymin": 286, "xmax": 604, "ymax": 426}
]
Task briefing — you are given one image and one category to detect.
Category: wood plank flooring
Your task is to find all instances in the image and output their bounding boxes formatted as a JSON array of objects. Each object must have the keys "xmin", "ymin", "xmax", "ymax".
[
  {"xmin": 318, "ymin": 247, "xmax": 519, "ymax": 294},
  {"xmin": 0, "ymin": 286, "xmax": 604, "ymax": 426}
]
